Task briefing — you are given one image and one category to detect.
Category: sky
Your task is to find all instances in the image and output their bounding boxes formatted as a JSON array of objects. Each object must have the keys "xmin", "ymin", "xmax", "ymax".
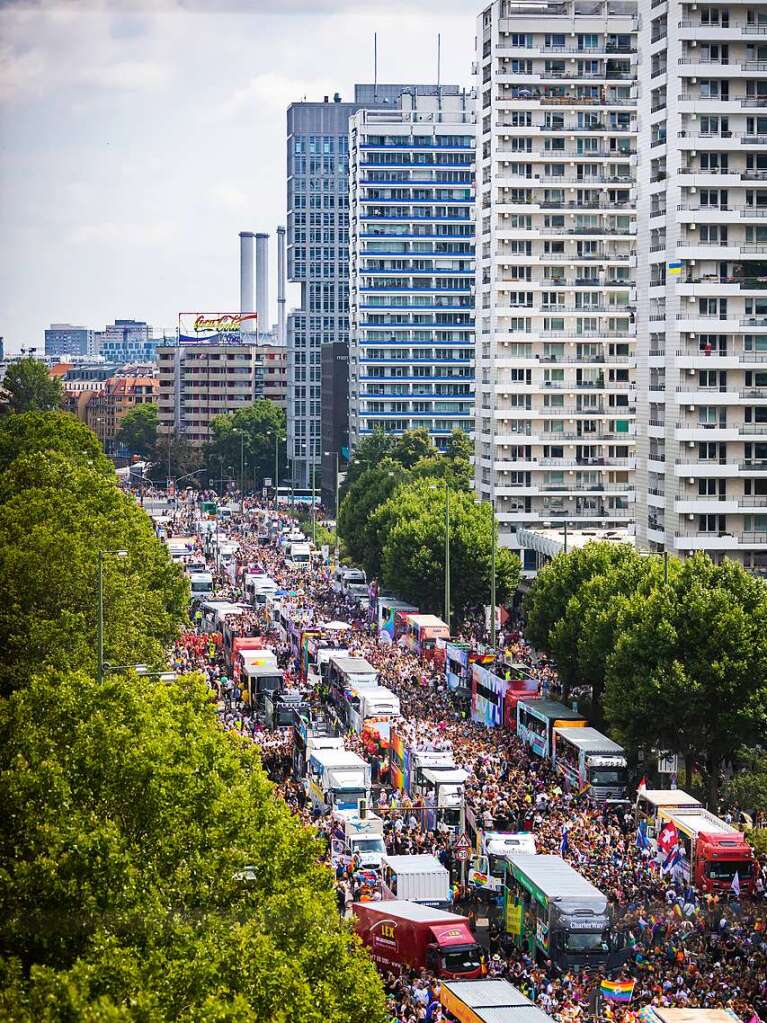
[{"xmin": 0, "ymin": 0, "xmax": 476, "ymax": 353}]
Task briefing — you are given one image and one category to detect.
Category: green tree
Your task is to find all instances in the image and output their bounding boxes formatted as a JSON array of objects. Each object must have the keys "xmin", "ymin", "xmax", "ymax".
[
  {"xmin": 0, "ymin": 451, "xmax": 187, "ymax": 695},
  {"xmin": 389, "ymin": 428, "xmax": 435, "ymax": 469},
  {"xmin": 523, "ymin": 542, "xmax": 637, "ymax": 655},
  {"xmin": 204, "ymin": 401, "xmax": 287, "ymax": 492},
  {"xmin": 337, "ymin": 458, "xmax": 410, "ymax": 577},
  {"xmin": 147, "ymin": 428, "xmax": 199, "ymax": 483},
  {"xmin": 445, "ymin": 428, "xmax": 474, "ymax": 464},
  {"xmin": 604, "ymin": 554, "xmax": 767, "ymax": 806},
  {"xmin": 374, "ymin": 480, "xmax": 520, "ymax": 623},
  {"xmin": 547, "ymin": 545, "xmax": 649, "ymax": 708},
  {"xmin": 722, "ymin": 750, "xmax": 767, "ymax": 816},
  {"xmin": 0, "ymin": 670, "xmax": 387, "ymax": 1022},
  {"xmin": 0, "ymin": 411, "xmax": 113, "ymax": 477},
  {"xmin": 343, "ymin": 429, "xmax": 395, "ymax": 490},
  {"xmin": 1, "ymin": 357, "xmax": 63, "ymax": 414},
  {"xmin": 115, "ymin": 403, "xmax": 158, "ymax": 458}
]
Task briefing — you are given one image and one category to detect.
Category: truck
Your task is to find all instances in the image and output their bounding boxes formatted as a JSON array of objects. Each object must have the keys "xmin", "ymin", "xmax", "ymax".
[
  {"xmin": 187, "ymin": 571, "xmax": 213, "ymax": 597},
  {"xmin": 262, "ymin": 689, "xmax": 308, "ymax": 729},
  {"xmin": 654, "ymin": 805, "xmax": 756, "ymax": 895},
  {"xmin": 353, "ymin": 901, "xmax": 486, "ymax": 979},
  {"xmin": 305, "ymin": 748, "xmax": 371, "ymax": 814},
  {"xmin": 468, "ymin": 832, "xmax": 537, "ymax": 896},
  {"xmin": 515, "ymin": 699, "xmax": 587, "ymax": 760},
  {"xmin": 503, "ymin": 853, "xmax": 627, "ymax": 973},
  {"xmin": 415, "ymin": 766, "xmax": 468, "ymax": 834},
  {"xmin": 552, "ymin": 726, "xmax": 629, "ymax": 804},
  {"xmin": 286, "ymin": 540, "xmax": 311, "ymax": 568},
  {"xmin": 331, "ymin": 810, "xmax": 386, "ymax": 869},
  {"xmin": 291, "ymin": 712, "xmax": 342, "ymax": 781},
  {"xmin": 352, "ymin": 686, "xmax": 401, "ymax": 737},
  {"xmin": 440, "ymin": 980, "xmax": 551, "ymax": 1023},
  {"xmin": 402, "ymin": 614, "xmax": 450, "ymax": 660},
  {"xmin": 380, "ymin": 853, "xmax": 451, "ymax": 907},
  {"xmin": 634, "ymin": 788, "xmax": 702, "ymax": 829},
  {"xmin": 244, "ymin": 664, "xmax": 284, "ymax": 716}
]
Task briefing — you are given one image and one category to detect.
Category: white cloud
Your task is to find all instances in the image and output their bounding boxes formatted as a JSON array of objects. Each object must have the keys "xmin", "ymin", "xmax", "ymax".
[
  {"xmin": 71, "ymin": 221, "xmax": 175, "ymax": 246},
  {"xmin": 80, "ymin": 59, "xmax": 170, "ymax": 91}
]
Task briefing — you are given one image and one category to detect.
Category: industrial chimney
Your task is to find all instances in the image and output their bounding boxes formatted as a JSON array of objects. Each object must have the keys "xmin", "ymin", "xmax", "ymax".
[
  {"xmin": 255, "ymin": 232, "xmax": 269, "ymax": 337},
  {"xmin": 239, "ymin": 231, "xmax": 256, "ymax": 332},
  {"xmin": 277, "ymin": 226, "xmax": 286, "ymax": 347}
]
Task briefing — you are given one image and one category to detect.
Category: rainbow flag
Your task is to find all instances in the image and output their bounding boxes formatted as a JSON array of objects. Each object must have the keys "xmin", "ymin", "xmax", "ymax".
[{"xmin": 600, "ymin": 978, "xmax": 635, "ymax": 1003}]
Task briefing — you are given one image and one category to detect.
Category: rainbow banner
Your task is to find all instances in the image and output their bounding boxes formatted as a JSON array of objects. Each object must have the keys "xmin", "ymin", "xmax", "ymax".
[{"xmin": 600, "ymin": 978, "xmax": 635, "ymax": 1003}]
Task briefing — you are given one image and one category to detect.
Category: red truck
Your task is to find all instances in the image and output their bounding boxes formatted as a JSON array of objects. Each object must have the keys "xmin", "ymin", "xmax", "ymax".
[{"xmin": 353, "ymin": 900, "xmax": 486, "ymax": 979}]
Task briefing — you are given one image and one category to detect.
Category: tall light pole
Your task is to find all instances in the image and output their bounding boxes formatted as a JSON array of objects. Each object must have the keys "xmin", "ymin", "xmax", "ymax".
[
  {"xmin": 97, "ymin": 549, "xmax": 129, "ymax": 683},
  {"xmin": 444, "ymin": 479, "xmax": 451, "ymax": 630},
  {"xmin": 490, "ymin": 498, "xmax": 497, "ymax": 650},
  {"xmin": 236, "ymin": 430, "xmax": 245, "ymax": 512}
]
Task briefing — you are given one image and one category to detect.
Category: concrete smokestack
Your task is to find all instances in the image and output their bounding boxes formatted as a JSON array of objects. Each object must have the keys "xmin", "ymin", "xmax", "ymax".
[
  {"xmin": 255, "ymin": 232, "xmax": 269, "ymax": 336},
  {"xmin": 277, "ymin": 226, "xmax": 286, "ymax": 347},
  {"xmin": 239, "ymin": 231, "xmax": 256, "ymax": 332}
]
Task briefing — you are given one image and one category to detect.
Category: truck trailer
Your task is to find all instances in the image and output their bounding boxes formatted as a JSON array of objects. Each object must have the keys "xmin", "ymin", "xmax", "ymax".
[
  {"xmin": 380, "ymin": 853, "xmax": 451, "ymax": 907},
  {"xmin": 353, "ymin": 901, "xmax": 486, "ymax": 979}
]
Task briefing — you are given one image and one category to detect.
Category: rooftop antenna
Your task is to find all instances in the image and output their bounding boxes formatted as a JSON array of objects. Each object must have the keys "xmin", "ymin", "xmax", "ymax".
[
  {"xmin": 374, "ymin": 32, "xmax": 378, "ymax": 101},
  {"xmin": 437, "ymin": 33, "xmax": 442, "ymax": 109}
]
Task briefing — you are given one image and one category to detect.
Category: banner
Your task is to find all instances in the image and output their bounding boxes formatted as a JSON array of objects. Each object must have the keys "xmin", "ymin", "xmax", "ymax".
[{"xmin": 178, "ymin": 312, "xmax": 258, "ymax": 345}]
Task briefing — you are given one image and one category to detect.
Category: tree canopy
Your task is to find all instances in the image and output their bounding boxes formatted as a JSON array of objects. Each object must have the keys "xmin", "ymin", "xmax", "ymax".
[
  {"xmin": 337, "ymin": 458, "xmax": 410, "ymax": 578},
  {"xmin": 0, "ymin": 451, "xmax": 187, "ymax": 696},
  {"xmin": 373, "ymin": 479, "xmax": 520, "ymax": 623},
  {"xmin": 115, "ymin": 402, "xmax": 158, "ymax": 459},
  {"xmin": 204, "ymin": 401, "xmax": 287, "ymax": 492},
  {"xmin": 0, "ymin": 409, "xmax": 387, "ymax": 1021},
  {"xmin": 0, "ymin": 410, "xmax": 113, "ymax": 477},
  {"xmin": 604, "ymin": 555, "xmax": 767, "ymax": 805},
  {"xmin": 0, "ymin": 670, "xmax": 387, "ymax": 1022},
  {"xmin": 1, "ymin": 357, "xmax": 63, "ymax": 414}
]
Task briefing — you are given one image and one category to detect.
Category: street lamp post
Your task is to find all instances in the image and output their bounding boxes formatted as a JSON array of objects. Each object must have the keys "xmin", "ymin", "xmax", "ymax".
[
  {"xmin": 490, "ymin": 498, "xmax": 497, "ymax": 650},
  {"xmin": 97, "ymin": 549, "xmax": 129, "ymax": 683},
  {"xmin": 444, "ymin": 479, "xmax": 451, "ymax": 631}
]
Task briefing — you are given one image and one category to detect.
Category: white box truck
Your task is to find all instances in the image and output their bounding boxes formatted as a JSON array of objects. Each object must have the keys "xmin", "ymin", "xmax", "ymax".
[{"xmin": 380, "ymin": 854, "xmax": 451, "ymax": 908}]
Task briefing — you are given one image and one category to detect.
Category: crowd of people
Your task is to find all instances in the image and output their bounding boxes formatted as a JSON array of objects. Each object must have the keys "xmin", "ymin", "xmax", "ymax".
[{"xmin": 149, "ymin": 490, "xmax": 767, "ymax": 1023}]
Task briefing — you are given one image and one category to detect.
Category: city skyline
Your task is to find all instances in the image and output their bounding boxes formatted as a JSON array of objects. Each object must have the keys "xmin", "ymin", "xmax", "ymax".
[{"xmin": 0, "ymin": 0, "xmax": 473, "ymax": 352}]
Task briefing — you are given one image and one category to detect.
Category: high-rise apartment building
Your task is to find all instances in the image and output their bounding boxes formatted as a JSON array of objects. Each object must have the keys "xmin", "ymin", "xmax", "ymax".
[
  {"xmin": 287, "ymin": 84, "xmax": 454, "ymax": 491},
  {"xmin": 636, "ymin": 0, "xmax": 767, "ymax": 572},
  {"xmin": 44, "ymin": 324, "xmax": 94, "ymax": 357},
  {"xmin": 474, "ymin": 0, "xmax": 638, "ymax": 552},
  {"xmin": 348, "ymin": 89, "xmax": 476, "ymax": 450}
]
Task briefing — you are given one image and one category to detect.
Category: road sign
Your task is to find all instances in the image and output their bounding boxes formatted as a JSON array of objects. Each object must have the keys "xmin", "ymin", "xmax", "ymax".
[
  {"xmin": 454, "ymin": 832, "xmax": 472, "ymax": 852},
  {"xmin": 454, "ymin": 846, "xmax": 471, "ymax": 862}
]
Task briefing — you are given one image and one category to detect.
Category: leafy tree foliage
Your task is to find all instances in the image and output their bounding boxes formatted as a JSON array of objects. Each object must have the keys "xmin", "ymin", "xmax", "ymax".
[
  {"xmin": 389, "ymin": 427, "xmax": 435, "ymax": 469},
  {"xmin": 604, "ymin": 555, "xmax": 767, "ymax": 805},
  {"xmin": 115, "ymin": 402, "xmax": 158, "ymax": 458},
  {"xmin": 343, "ymin": 429, "xmax": 396, "ymax": 490},
  {"xmin": 337, "ymin": 459, "xmax": 410, "ymax": 578},
  {"xmin": 147, "ymin": 429, "xmax": 202, "ymax": 484},
  {"xmin": 0, "ymin": 451, "xmax": 187, "ymax": 695},
  {"xmin": 1, "ymin": 357, "xmax": 63, "ymax": 414},
  {"xmin": 546, "ymin": 545, "xmax": 650, "ymax": 707},
  {"xmin": 0, "ymin": 670, "xmax": 387, "ymax": 1022},
  {"xmin": 373, "ymin": 479, "xmax": 520, "ymax": 622},
  {"xmin": 204, "ymin": 401, "xmax": 287, "ymax": 492},
  {"xmin": 523, "ymin": 542, "xmax": 638, "ymax": 655},
  {"xmin": 0, "ymin": 411, "xmax": 113, "ymax": 477},
  {"xmin": 722, "ymin": 750, "xmax": 767, "ymax": 816}
]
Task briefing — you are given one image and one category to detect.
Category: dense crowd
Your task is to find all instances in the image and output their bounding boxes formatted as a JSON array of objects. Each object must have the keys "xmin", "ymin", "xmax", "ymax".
[{"xmin": 156, "ymin": 492, "xmax": 767, "ymax": 1023}]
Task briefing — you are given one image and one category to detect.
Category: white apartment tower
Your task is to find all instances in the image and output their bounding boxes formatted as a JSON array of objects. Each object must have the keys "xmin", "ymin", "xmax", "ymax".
[
  {"xmin": 475, "ymin": 0, "xmax": 638, "ymax": 552},
  {"xmin": 349, "ymin": 90, "xmax": 477, "ymax": 448},
  {"xmin": 636, "ymin": 0, "xmax": 767, "ymax": 572}
]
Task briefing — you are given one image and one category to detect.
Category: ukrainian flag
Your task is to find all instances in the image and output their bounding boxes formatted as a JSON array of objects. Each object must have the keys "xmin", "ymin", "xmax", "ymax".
[
  {"xmin": 667, "ymin": 260, "xmax": 683, "ymax": 275},
  {"xmin": 600, "ymin": 978, "xmax": 635, "ymax": 1003}
]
